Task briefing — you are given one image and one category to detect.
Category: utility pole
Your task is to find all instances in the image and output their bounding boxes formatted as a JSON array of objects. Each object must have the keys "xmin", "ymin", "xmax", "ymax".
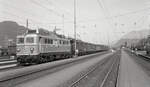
[
  {"xmin": 62, "ymin": 14, "xmax": 65, "ymax": 35},
  {"xmin": 26, "ymin": 19, "xmax": 29, "ymax": 34},
  {"xmin": 149, "ymin": 24, "xmax": 150, "ymax": 37},
  {"xmin": 26, "ymin": 19, "xmax": 29, "ymax": 29},
  {"xmin": 74, "ymin": 0, "xmax": 77, "ymax": 56},
  {"xmin": 107, "ymin": 33, "xmax": 110, "ymax": 48}
]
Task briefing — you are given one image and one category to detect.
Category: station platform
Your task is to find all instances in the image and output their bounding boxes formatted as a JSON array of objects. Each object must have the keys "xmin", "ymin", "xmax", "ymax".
[{"xmin": 117, "ymin": 50, "xmax": 150, "ymax": 87}]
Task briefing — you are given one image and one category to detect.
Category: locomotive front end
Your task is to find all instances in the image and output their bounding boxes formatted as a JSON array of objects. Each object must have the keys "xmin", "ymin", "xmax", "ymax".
[{"xmin": 16, "ymin": 34, "xmax": 39, "ymax": 64}]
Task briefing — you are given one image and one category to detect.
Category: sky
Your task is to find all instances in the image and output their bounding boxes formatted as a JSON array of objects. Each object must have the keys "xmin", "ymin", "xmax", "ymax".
[{"xmin": 0, "ymin": 0, "xmax": 150, "ymax": 45}]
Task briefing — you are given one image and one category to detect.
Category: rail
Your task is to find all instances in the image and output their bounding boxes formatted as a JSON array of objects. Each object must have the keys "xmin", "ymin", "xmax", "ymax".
[{"xmin": 69, "ymin": 52, "xmax": 120, "ymax": 87}]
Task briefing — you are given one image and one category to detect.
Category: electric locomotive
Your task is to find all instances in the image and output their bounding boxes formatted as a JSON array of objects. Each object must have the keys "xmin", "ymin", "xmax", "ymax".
[
  {"xmin": 17, "ymin": 29, "xmax": 72, "ymax": 64},
  {"xmin": 16, "ymin": 28, "xmax": 108, "ymax": 65}
]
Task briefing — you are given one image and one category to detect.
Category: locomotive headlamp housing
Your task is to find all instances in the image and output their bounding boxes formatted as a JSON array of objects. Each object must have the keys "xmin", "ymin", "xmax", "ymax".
[
  {"xmin": 30, "ymin": 47, "xmax": 34, "ymax": 53},
  {"xmin": 17, "ymin": 48, "xmax": 21, "ymax": 52},
  {"xmin": 30, "ymin": 48, "xmax": 34, "ymax": 51}
]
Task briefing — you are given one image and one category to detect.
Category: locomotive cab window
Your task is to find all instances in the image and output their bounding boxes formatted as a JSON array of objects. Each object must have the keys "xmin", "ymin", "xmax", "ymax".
[
  {"xmin": 17, "ymin": 37, "xmax": 24, "ymax": 44},
  {"xmin": 45, "ymin": 38, "xmax": 48, "ymax": 44},
  {"xmin": 49, "ymin": 39, "xmax": 53, "ymax": 44},
  {"xmin": 26, "ymin": 37, "xmax": 34, "ymax": 43},
  {"xmin": 47, "ymin": 39, "xmax": 53, "ymax": 44}
]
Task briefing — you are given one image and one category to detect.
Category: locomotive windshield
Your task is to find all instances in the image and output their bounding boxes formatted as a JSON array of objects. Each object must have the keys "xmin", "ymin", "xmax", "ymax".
[
  {"xmin": 17, "ymin": 37, "xmax": 24, "ymax": 44},
  {"xmin": 26, "ymin": 37, "xmax": 34, "ymax": 43},
  {"xmin": 27, "ymin": 30, "xmax": 36, "ymax": 34}
]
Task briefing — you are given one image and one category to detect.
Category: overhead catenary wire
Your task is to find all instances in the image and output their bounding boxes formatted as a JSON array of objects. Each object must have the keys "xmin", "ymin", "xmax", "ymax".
[
  {"xmin": 1, "ymin": 11, "xmax": 52, "ymax": 30},
  {"xmin": 45, "ymin": 0, "xmax": 73, "ymax": 18},
  {"xmin": 1, "ymin": 0, "xmax": 150, "ymax": 31},
  {"xmin": 1, "ymin": 0, "xmax": 149, "ymax": 24},
  {"xmin": 0, "ymin": 1, "xmax": 39, "ymax": 19},
  {"xmin": 1, "ymin": 0, "xmax": 73, "ymax": 24},
  {"xmin": 2, "ymin": 9, "xmax": 148, "ymax": 30},
  {"xmin": 0, "ymin": 1, "xmax": 47, "ymax": 27},
  {"xmin": 1, "ymin": 0, "xmax": 72, "ymax": 26},
  {"xmin": 96, "ymin": 0, "xmax": 113, "ymax": 46},
  {"xmin": 96, "ymin": 0, "xmax": 150, "ymax": 46},
  {"xmin": 30, "ymin": 0, "xmax": 68, "ymax": 19}
]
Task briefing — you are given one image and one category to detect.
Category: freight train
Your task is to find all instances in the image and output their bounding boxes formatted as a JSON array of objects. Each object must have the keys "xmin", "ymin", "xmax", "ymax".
[{"xmin": 16, "ymin": 29, "xmax": 109, "ymax": 65}]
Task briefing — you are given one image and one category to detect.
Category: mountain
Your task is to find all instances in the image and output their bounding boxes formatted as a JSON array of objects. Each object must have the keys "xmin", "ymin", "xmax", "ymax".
[
  {"xmin": 0, "ymin": 21, "xmax": 27, "ymax": 47},
  {"xmin": 122, "ymin": 30, "xmax": 149, "ymax": 39},
  {"xmin": 114, "ymin": 38, "xmax": 140, "ymax": 47},
  {"xmin": 114, "ymin": 29, "xmax": 150, "ymax": 47}
]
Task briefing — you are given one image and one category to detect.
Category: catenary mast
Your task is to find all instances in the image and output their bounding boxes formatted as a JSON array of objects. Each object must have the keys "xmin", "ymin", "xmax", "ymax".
[{"xmin": 74, "ymin": 0, "xmax": 77, "ymax": 56}]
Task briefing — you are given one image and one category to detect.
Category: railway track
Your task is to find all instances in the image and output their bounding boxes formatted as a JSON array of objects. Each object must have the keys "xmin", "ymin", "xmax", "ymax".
[
  {"xmin": 0, "ymin": 52, "xmax": 110, "ymax": 87},
  {"xmin": 0, "ymin": 56, "xmax": 11, "ymax": 61},
  {"xmin": 0, "ymin": 58, "xmax": 18, "ymax": 70},
  {"xmin": 0, "ymin": 58, "xmax": 15, "ymax": 62},
  {"xmin": 127, "ymin": 50, "xmax": 150, "ymax": 76},
  {"xmin": 128, "ymin": 49, "xmax": 150, "ymax": 61},
  {"xmin": 136, "ymin": 54, "xmax": 150, "ymax": 61},
  {"xmin": 67, "ymin": 51, "xmax": 120, "ymax": 87},
  {"xmin": 0, "ymin": 60, "xmax": 17, "ymax": 65}
]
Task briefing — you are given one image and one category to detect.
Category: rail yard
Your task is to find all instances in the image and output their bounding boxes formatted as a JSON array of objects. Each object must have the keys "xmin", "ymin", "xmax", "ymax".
[
  {"xmin": 1, "ymin": 0, "xmax": 150, "ymax": 87},
  {"xmin": 0, "ymin": 48, "xmax": 150, "ymax": 87}
]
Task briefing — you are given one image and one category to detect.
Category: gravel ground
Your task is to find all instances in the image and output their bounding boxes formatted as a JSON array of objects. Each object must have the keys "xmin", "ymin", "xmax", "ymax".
[
  {"xmin": 14, "ymin": 53, "xmax": 113, "ymax": 87},
  {"xmin": 102, "ymin": 53, "xmax": 120, "ymax": 87},
  {"xmin": 0, "ymin": 52, "xmax": 111, "ymax": 87},
  {"xmin": 60, "ymin": 51, "xmax": 121, "ymax": 87},
  {"xmin": 60, "ymin": 55, "xmax": 112, "ymax": 87}
]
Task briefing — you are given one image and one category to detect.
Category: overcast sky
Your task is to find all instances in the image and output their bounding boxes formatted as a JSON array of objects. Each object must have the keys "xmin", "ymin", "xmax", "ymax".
[{"xmin": 0, "ymin": 0, "xmax": 150, "ymax": 45}]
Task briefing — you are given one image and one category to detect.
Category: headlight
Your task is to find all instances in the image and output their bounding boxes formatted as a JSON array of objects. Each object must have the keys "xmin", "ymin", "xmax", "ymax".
[
  {"xmin": 17, "ymin": 48, "xmax": 21, "ymax": 52},
  {"xmin": 30, "ymin": 48, "xmax": 34, "ymax": 51},
  {"xmin": 30, "ymin": 48, "xmax": 34, "ymax": 53}
]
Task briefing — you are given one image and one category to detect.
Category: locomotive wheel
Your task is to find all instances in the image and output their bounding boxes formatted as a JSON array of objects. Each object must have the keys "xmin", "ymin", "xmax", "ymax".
[
  {"xmin": 49, "ymin": 55, "xmax": 54, "ymax": 61},
  {"xmin": 46, "ymin": 55, "xmax": 53, "ymax": 62},
  {"xmin": 36, "ymin": 55, "xmax": 43, "ymax": 64}
]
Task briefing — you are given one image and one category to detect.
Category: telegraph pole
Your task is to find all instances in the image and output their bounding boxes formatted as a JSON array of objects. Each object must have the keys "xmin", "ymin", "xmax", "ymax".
[
  {"xmin": 26, "ymin": 19, "xmax": 29, "ymax": 34},
  {"xmin": 107, "ymin": 33, "xmax": 110, "ymax": 49},
  {"xmin": 74, "ymin": 0, "xmax": 77, "ymax": 56},
  {"xmin": 62, "ymin": 14, "xmax": 65, "ymax": 35},
  {"xmin": 149, "ymin": 24, "xmax": 150, "ymax": 37},
  {"xmin": 26, "ymin": 19, "xmax": 29, "ymax": 29}
]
